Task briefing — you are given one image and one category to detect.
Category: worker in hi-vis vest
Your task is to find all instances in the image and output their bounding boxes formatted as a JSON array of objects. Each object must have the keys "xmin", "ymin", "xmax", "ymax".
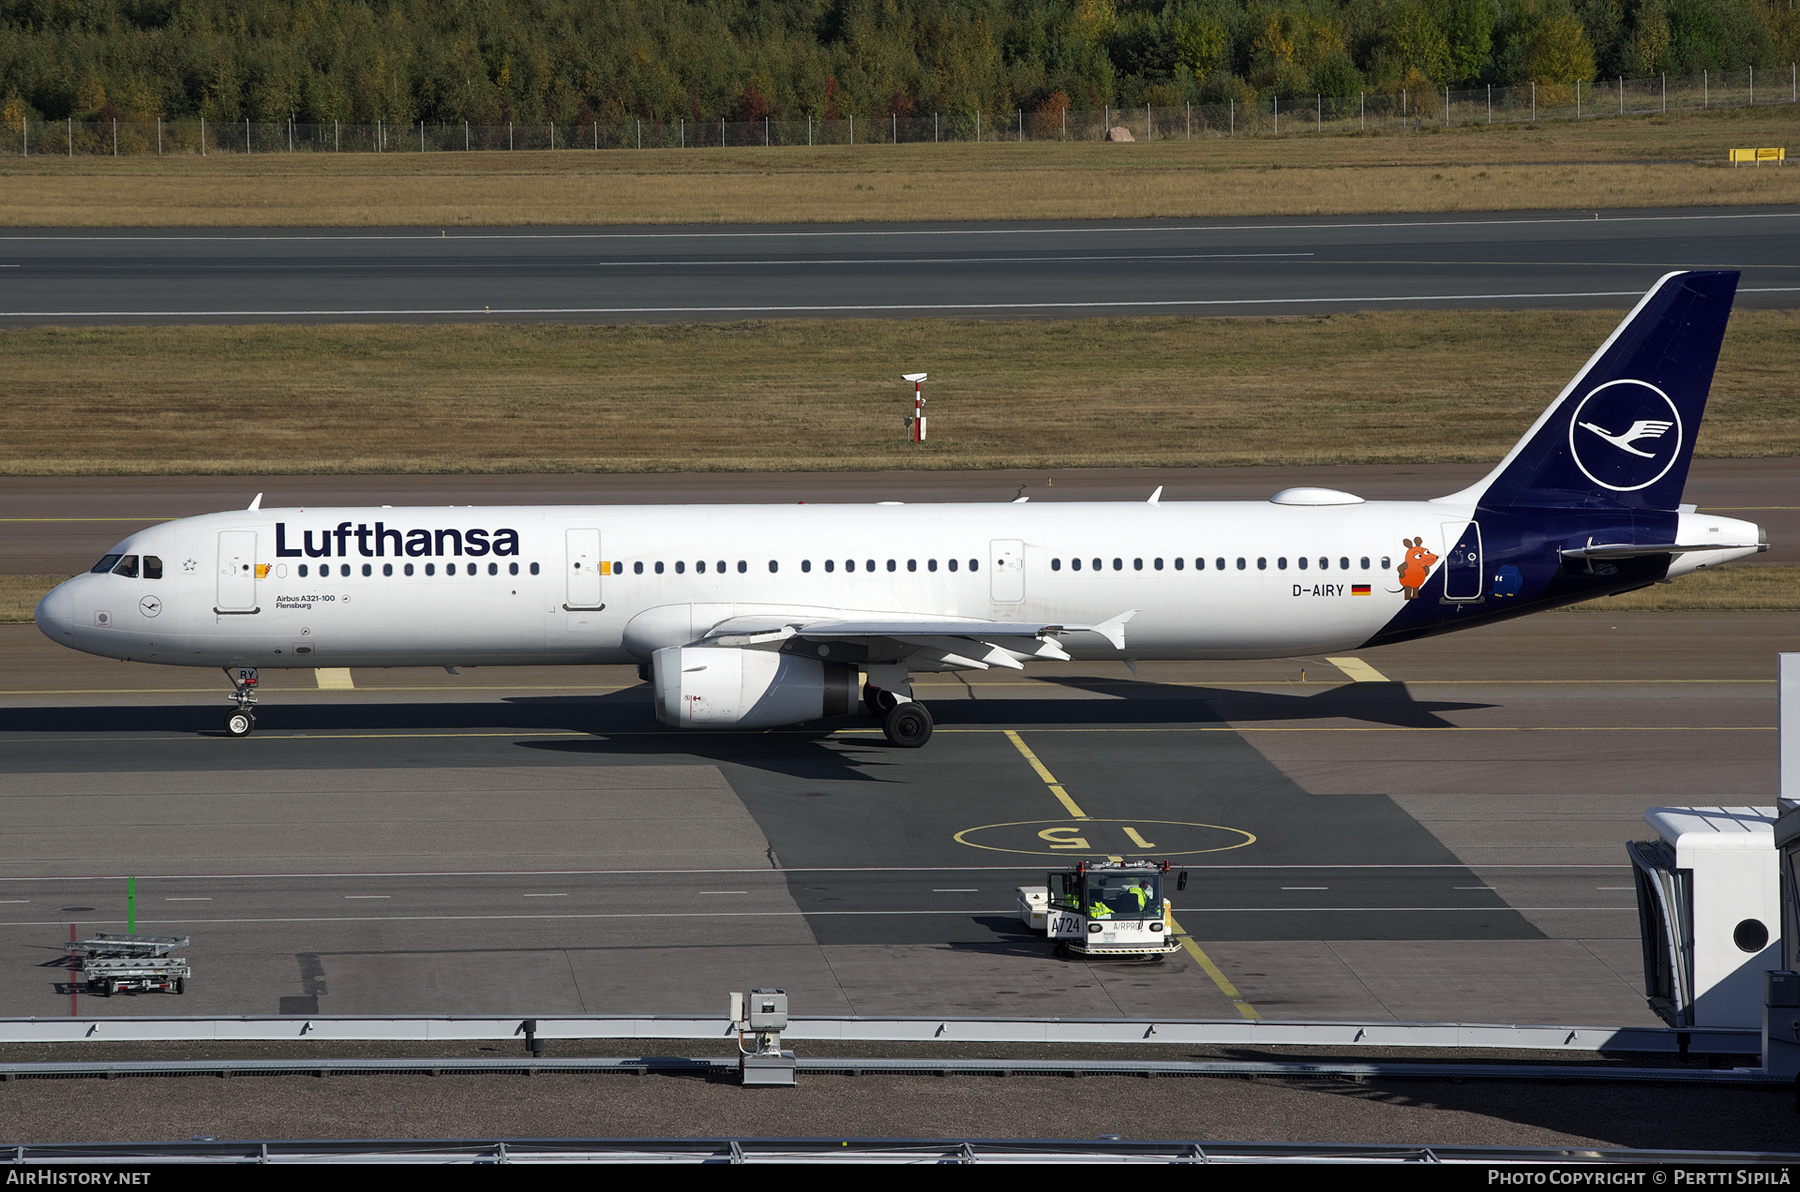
[
  {"xmin": 1087, "ymin": 896, "xmax": 1113, "ymax": 919},
  {"xmin": 1126, "ymin": 881, "xmax": 1153, "ymax": 911}
]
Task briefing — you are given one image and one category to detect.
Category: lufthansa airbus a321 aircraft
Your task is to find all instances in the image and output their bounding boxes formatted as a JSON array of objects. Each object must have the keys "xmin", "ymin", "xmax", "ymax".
[{"xmin": 35, "ymin": 270, "xmax": 1767, "ymax": 747}]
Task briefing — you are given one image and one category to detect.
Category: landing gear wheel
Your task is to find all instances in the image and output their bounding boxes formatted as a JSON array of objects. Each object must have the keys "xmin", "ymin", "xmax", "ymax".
[
  {"xmin": 224, "ymin": 711, "xmax": 254, "ymax": 737},
  {"xmin": 881, "ymin": 701, "xmax": 933, "ymax": 748},
  {"xmin": 863, "ymin": 685, "xmax": 899, "ymax": 718}
]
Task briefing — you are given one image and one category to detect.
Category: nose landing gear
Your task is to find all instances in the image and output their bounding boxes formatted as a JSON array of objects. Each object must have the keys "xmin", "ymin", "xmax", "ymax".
[{"xmin": 223, "ymin": 666, "xmax": 258, "ymax": 737}]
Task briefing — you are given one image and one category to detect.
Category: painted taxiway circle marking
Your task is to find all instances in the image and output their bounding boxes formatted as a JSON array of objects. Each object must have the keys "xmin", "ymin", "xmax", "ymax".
[
  {"xmin": 953, "ymin": 819, "xmax": 1258, "ymax": 858},
  {"xmin": 996, "ymin": 726, "xmax": 1261, "ymax": 1019}
]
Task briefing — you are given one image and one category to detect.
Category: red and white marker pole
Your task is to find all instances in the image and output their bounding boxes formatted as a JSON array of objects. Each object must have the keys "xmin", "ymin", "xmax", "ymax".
[{"xmin": 903, "ymin": 372, "xmax": 927, "ymax": 442}]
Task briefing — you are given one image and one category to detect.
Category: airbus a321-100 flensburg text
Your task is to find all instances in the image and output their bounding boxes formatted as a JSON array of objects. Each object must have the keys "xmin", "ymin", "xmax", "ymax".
[{"xmin": 35, "ymin": 271, "xmax": 1768, "ymax": 747}]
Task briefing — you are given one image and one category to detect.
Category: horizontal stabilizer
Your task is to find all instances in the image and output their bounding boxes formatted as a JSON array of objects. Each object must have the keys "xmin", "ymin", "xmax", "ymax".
[{"xmin": 1560, "ymin": 541, "xmax": 1760, "ymax": 560}]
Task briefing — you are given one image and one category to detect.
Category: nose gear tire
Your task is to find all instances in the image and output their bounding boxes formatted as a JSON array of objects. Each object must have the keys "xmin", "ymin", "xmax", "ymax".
[{"xmin": 224, "ymin": 711, "xmax": 254, "ymax": 737}]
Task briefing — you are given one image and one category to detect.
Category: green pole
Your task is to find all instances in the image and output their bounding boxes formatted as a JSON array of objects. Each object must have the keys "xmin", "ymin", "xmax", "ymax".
[{"xmin": 127, "ymin": 875, "xmax": 135, "ymax": 935}]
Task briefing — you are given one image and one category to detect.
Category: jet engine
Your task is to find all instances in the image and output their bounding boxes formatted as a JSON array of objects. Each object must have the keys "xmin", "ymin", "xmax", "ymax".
[{"xmin": 652, "ymin": 647, "xmax": 857, "ymax": 729}]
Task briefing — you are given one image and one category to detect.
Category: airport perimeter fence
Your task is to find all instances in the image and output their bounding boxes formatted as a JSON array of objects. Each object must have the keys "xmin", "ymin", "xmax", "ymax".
[{"xmin": 4, "ymin": 66, "xmax": 1795, "ymax": 157}]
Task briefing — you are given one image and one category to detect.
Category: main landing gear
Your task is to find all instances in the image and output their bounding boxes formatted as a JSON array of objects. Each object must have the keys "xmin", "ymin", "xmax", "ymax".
[
  {"xmin": 866, "ymin": 683, "xmax": 932, "ymax": 748},
  {"xmin": 223, "ymin": 666, "xmax": 258, "ymax": 737}
]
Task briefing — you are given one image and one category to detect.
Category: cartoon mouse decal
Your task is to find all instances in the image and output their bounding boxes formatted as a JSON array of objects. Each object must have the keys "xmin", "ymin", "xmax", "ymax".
[{"xmin": 1395, "ymin": 537, "xmax": 1438, "ymax": 600}]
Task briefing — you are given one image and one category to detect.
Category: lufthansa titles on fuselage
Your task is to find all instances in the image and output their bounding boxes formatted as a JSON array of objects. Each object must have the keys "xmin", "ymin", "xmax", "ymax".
[{"xmin": 274, "ymin": 521, "xmax": 521, "ymax": 559}]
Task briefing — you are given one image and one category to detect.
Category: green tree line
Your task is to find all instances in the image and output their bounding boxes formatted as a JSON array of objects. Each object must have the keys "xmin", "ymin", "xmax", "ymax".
[{"xmin": 1, "ymin": 0, "xmax": 1795, "ymax": 126}]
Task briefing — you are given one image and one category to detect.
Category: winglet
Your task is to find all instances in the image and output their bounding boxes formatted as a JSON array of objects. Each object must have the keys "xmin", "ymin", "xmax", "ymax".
[
  {"xmin": 1147, "ymin": 486, "xmax": 1162, "ymax": 505},
  {"xmin": 247, "ymin": 493, "xmax": 263, "ymax": 511},
  {"xmin": 1092, "ymin": 609, "xmax": 1137, "ymax": 651}
]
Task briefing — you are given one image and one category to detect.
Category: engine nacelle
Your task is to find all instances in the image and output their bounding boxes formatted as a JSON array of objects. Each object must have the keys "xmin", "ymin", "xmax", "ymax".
[{"xmin": 652, "ymin": 647, "xmax": 857, "ymax": 729}]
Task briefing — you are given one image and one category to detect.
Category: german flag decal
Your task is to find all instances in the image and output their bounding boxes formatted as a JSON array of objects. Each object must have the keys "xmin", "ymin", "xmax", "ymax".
[{"xmin": 1351, "ymin": 584, "xmax": 1372, "ymax": 596}]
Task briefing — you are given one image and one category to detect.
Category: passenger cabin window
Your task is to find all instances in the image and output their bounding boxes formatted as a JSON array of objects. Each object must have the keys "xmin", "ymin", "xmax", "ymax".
[
  {"xmin": 530, "ymin": 563, "xmax": 540, "ymax": 575},
  {"xmin": 1340, "ymin": 557, "xmax": 1349, "ymax": 570},
  {"xmin": 769, "ymin": 560, "xmax": 779, "ymax": 573},
  {"xmin": 1297, "ymin": 557, "xmax": 1308, "ymax": 570},
  {"xmin": 1174, "ymin": 557, "xmax": 1184, "ymax": 570},
  {"xmin": 112, "ymin": 555, "xmax": 139, "ymax": 578},
  {"xmin": 928, "ymin": 559, "xmax": 937, "ymax": 572},
  {"xmin": 802, "ymin": 560, "xmax": 811, "ymax": 573},
  {"xmin": 299, "ymin": 564, "xmax": 309, "ymax": 577},
  {"xmin": 362, "ymin": 563, "xmax": 372, "ymax": 577},
  {"xmin": 1277, "ymin": 557, "xmax": 1288, "ymax": 570},
  {"xmin": 676, "ymin": 561, "xmax": 686, "ymax": 574},
  {"xmin": 737, "ymin": 560, "xmax": 747, "ymax": 574},
  {"xmin": 1257, "ymin": 558, "xmax": 1267, "ymax": 570},
  {"xmin": 948, "ymin": 559, "xmax": 958, "ymax": 572},
  {"xmin": 907, "ymin": 560, "xmax": 916, "ymax": 572},
  {"xmin": 143, "ymin": 556, "xmax": 163, "ymax": 580},
  {"xmin": 825, "ymin": 559, "xmax": 835, "ymax": 573},
  {"xmin": 404, "ymin": 564, "xmax": 414, "ymax": 576},
  {"xmin": 1051, "ymin": 558, "xmax": 1062, "ymax": 571},
  {"xmin": 1380, "ymin": 556, "xmax": 1391, "ymax": 569},
  {"xmin": 1235, "ymin": 558, "xmax": 1245, "ymax": 570},
  {"xmin": 697, "ymin": 560, "xmax": 706, "ymax": 574},
  {"xmin": 425, "ymin": 563, "xmax": 436, "ymax": 576},
  {"xmin": 634, "ymin": 562, "xmax": 644, "ymax": 575},
  {"xmin": 970, "ymin": 559, "xmax": 979, "ymax": 572}
]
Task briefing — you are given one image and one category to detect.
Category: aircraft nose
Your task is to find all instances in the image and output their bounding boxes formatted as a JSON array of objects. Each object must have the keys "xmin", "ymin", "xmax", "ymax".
[{"xmin": 33, "ymin": 580, "xmax": 73, "ymax": 640}]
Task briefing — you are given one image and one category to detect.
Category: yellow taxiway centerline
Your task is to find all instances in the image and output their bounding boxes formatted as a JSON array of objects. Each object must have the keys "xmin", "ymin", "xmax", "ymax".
[{"xmin": 1002, "ymin": 727, "xmax": 1260, "ymax": 1020}]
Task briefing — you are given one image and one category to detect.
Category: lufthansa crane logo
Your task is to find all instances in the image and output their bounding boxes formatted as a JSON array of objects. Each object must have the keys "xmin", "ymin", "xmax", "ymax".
[{"xmin": 1567, "ymin": 378, "xmax": 1682, "ymax": 493}]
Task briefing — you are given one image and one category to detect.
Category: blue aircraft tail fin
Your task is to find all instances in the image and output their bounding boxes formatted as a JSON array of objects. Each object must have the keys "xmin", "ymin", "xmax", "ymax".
[{"xmin": 1447, "ymin": 270, "xmax": 1738, "ymax": 512}]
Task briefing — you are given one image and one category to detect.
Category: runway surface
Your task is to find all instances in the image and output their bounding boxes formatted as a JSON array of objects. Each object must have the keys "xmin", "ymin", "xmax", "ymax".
[
  {"xmin": 0, "ymin": 603, "xmax": 1790, "ymax": 1026},
  {"xmin": 3, "ymin": 207, "xmax": 1799, "ymax": 324},
  {"xmin": 4, "ymin": 457, "xmax": 1795, "ymax": 576}
]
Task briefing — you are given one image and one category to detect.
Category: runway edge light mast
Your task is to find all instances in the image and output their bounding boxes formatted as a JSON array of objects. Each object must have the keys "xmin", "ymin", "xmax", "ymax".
[{"xmin": 902, "ymin": 372, "xmax": 928, "ymax": 443}]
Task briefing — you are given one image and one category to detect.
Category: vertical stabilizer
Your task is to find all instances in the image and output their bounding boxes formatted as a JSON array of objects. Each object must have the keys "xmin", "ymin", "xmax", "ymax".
[{"xmin": 1442, "ymin": 270, "xmax": 1738, "ymax": 512}]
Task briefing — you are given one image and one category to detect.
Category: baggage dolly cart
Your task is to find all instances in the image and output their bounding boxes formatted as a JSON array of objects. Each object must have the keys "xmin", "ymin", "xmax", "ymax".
[{"xmin": 69, "ymin": 933, "xmax": 191, "ymax": 997}]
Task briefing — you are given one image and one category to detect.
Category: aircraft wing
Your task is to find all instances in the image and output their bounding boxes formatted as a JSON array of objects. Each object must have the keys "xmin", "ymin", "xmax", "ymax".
[{"xmin": 696, "ymin": 609, "xmax": 1137, "ymax": 670}]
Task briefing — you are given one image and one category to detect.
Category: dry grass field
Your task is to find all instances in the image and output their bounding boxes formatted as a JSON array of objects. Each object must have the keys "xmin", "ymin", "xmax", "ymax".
[
  {"xmin": 0, "ymin": 106, "xmax": 1796, "ymax": 225},
  {"xmin": 4, "ymin": 566, "xmax": 1791, "ymax": 622},
  {"xmin": 0, "ymin": 309, "xmax": 1792, "ymax": 476}
]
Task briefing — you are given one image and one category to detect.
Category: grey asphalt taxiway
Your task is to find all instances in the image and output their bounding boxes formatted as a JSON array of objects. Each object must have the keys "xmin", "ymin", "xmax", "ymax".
[
  {"xmin": 2, "ymin": 206, "xmax": 1799, "ymax": 323},
  {"xmin": 1, "ymin": 464, "xmax": 1793, "ymax": 1027}
]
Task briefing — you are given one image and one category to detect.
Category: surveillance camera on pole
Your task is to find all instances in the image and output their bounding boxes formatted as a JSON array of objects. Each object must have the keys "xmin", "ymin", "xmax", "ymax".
[{"xmin": 902, "ymin": 372, "xmax": 927, "ymax": 443}]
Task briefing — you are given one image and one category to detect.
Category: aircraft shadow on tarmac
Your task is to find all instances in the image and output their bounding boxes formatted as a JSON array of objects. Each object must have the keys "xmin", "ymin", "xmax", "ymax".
[{"xmin": 8, "ymin": 677, "xmax": 1489, "ymax": 778}]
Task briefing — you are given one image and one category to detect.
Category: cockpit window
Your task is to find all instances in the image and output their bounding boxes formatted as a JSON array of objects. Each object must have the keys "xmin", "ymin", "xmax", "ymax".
[
  {"xmin": 143, "ymin": 556, "xmax": 163, "ymax": 580},
  {"xmin": 111, "ymin": 555, "xmax": 139, "ymax": 578},
  {"xmin": 91, "ymin": 554, "xmax": 122, "ymax": 574}
]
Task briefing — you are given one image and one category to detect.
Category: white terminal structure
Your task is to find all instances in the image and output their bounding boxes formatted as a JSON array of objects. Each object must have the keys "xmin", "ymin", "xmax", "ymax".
[{"xmin": 1629, "ymin": 655, "xmax": 1797, "ymax": 1054}]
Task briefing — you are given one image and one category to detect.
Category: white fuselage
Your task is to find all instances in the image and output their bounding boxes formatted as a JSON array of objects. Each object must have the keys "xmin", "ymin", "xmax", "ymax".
[{"xmin": 35, "ymin": 497, "xmax": 1477, "ymax": 669}]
